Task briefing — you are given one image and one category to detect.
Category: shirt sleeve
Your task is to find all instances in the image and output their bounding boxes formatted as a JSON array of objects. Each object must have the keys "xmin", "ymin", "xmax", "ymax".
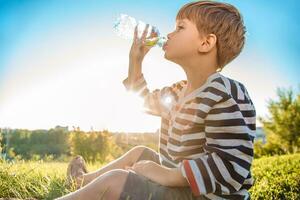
[
  {"xmin": 122, "ymin": 73, "xmax": 181, "ymax": 117},
  {"xmin": 180, "ymin": 88, "xmax": 255, "ymax": 196}
]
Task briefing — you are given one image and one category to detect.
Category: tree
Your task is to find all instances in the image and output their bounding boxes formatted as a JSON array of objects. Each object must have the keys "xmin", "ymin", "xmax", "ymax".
[
  {"xmin": 259, "ymin": 87, "xmax": 300, "ymax": 155},
  {"xmin": 69, "ymin": 128, "xmax": 116, "ymax": 163}
]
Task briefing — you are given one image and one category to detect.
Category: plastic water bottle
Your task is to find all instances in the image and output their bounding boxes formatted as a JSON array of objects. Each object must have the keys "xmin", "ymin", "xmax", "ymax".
[{"xmin": 113, "ymin": 14, "xmax": 167, "ymax": 48}]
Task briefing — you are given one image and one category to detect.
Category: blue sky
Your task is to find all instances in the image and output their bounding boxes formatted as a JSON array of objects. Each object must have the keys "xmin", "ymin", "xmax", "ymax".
[{"xmin": 0, "ymin": 0, "xmax": 299, "ymax": 132}]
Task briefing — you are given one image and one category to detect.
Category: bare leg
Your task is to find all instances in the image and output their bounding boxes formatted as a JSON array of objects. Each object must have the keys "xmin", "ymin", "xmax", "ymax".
[
  {"xmin": 80, "ymin": 145, "xmax": 148, "ymax": 186},
  {"xmin": 56, "ymin": 169, "xmax": 129, "ymax": 200}
]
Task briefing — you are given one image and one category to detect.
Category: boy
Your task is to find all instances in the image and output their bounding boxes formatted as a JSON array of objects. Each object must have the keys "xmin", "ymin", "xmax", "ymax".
[{"xmin": 57, "ymin": 1, "xmax": 255, "ymax": 200}]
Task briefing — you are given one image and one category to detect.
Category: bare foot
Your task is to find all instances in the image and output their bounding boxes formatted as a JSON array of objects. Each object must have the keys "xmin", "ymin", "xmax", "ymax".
[{"xmin": 66, "ymin": 155, "xmax": 88, "ymax": 189}]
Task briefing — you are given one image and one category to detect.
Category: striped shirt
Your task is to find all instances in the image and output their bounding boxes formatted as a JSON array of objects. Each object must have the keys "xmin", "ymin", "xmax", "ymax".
[{"xmin": 122, "ymin": 72, "xmax": 255, "ymax": 200}]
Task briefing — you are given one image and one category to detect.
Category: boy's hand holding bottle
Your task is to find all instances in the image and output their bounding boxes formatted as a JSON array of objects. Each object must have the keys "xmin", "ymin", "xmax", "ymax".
[
  {"xmin": 128, "ymin": 24, "xmax": 157, "ymax": 83},
  {"xmin": 113, "ymin": 14, "xmax": 167, "ymax": 85}
]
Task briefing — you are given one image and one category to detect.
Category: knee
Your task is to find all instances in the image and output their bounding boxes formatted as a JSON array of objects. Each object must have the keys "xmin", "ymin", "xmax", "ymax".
[
  {"xmin": 106, "ymin": 169, "xmax": 128, "ymax": 176},
  {"xmin": 101, "ymin": 169, "xmax": 129, "ymax": 199},
  {"xmin": 101, "ymin": 169, "xmax": 128, "ymax": 189},
  {"xmin": 131, "ymin": 145, "xmax": 148, "ymax": 153},
  {"xmin": 128, "ymin": 145, "xmax": 148, "ymax": 163}
]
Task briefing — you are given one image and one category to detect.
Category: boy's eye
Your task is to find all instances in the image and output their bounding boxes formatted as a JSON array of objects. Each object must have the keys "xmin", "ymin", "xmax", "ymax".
[
  {"xmin": 176, "ymin": 26, "xmax": 184, "ymax": 31},
  {"xmin": 175, "ymin": 26, "xmax": 183, "ymax": 31}
]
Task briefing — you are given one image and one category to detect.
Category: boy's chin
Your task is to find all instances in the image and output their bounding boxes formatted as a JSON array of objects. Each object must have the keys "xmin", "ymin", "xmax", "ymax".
[
  {"xmin": 163, "ymin": 51, "xmax": 172, "ymax": 61},
  {"xmin": 164, "ymin": 52, "xmax": 176, "ymax": 62},
  {"xmin": 164, "ymin": 53, "xmax": 182, "ymax": 65},
  {"xmin": 163, "ymin": 52, "xmax": 168, "ymax": 59}
]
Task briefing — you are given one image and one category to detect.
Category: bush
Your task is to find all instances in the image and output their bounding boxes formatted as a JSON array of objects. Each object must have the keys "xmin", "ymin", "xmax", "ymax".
[{"xmin": 250, "ymin": 153, "xmax": 300, "ymax": 199}]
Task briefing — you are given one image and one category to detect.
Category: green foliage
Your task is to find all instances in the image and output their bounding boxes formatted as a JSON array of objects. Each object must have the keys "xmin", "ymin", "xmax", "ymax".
[
  {"xmin": 0, "ymin": 126, "xmax": 159, "ymax": 164},
  {"xmin": 257, "ymin": 87, "xmax": 300, "ymax": 157},
  {"xmin": 0, "ymin": 126, "xmax": 70, "ymax": 160},
  {"xmin": 69, "ymin": 128, "xmax": 117, "ymax": 163},
  {"xmin": 254, "ymin": 136, "xmax": 286, "ymax": 159},
  {"xmin": 0, "ymin": 132, "xmax": 2, "ymax": 154},
  {"xmin": 249, "ymin": 153, "xmax": 300, "ymax": 200}
]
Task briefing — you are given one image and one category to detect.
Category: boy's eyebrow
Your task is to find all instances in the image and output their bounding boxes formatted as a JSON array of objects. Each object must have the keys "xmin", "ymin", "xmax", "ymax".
[{"xmin": 176, "ymin": 20, "xmax": 186, "ymax": 25}]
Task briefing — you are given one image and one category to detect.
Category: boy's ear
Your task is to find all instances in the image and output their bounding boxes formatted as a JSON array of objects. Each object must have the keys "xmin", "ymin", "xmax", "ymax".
[{"xmin": 198, "ymin": 33, "xmax": 217, "ymax": 53}]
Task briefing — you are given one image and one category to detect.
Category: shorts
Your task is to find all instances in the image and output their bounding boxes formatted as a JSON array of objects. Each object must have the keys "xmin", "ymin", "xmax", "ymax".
[{"xmin": 118, "ymin": 147, "xmax": 208, "ymax": 200}]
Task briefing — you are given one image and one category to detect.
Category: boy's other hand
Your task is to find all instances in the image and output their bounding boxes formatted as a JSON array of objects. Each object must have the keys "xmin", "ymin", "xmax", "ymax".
[{"xmin": 127, "ymin": 160, "xmax": 154, "ymax": 176}]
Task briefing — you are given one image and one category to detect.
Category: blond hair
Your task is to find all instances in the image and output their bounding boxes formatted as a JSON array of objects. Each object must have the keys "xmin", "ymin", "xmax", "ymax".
[{"xmin": 176, "ymin": 0, "xmax": 246, "ymax": 70}]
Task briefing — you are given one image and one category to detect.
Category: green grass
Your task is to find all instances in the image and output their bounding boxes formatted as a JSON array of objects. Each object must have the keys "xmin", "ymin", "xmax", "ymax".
[
  {"xmin": 0, "ymin": 160, "xmax": 103, "ymax": 199},
  {"xmin": 0, "ymin": 153, "xmax": 300, "ymax": 199}
]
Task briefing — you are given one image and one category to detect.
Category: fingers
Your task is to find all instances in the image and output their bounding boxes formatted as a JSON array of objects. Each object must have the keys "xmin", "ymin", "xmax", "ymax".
[
  {"xmin": 141, "ymin": 24, "xmax": 150, "ymax": 41},
  {"xmin": 134, "ymin": 25, "xmax": 138, "ymax": 43},
  {"xmin": 134, "ymin": 23, "xmax": 149, "ymax": 44}
]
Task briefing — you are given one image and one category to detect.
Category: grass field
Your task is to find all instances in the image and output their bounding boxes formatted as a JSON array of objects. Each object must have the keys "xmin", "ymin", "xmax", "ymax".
[
  {"xmin": 1, "ymin": 153, "xmax": 300, "ymax": 199},
  {"xmin": 0, "ymin": 160, "xmax": 104, "ymax": 200}
]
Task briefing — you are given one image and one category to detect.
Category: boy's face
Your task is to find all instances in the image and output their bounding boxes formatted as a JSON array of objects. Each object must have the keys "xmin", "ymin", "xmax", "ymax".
[{"xmin": 164, "ymin": 18, "xmax": 203, "ymax": 63}]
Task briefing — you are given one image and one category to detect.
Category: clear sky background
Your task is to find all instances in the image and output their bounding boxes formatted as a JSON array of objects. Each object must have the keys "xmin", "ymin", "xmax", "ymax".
[{"xmin": 0, "ymin": 0, "xmax": 299, "ymax": 132}]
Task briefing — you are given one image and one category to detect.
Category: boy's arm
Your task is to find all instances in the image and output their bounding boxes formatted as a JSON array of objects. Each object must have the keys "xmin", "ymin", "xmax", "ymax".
[
  {"xmin": 122, "ymin": 73, "xmax": 179, "ymax": 117},
  {"xmin": 178, "ymin": 86, "xmax": 256, "ymax": 196},
  {"xmin": 127, "ymin": 160, "xmax": 189, "ymax": 187}
]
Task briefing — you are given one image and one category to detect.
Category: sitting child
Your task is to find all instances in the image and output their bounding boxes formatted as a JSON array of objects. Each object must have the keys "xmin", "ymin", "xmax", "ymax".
[{"xmin": 122, "ymin": 0, "xmax": 255, "ymax": 198}]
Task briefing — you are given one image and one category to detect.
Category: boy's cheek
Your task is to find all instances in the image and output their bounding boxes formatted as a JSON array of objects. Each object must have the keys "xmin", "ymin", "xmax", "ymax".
[{"xmin": 167, "ymin": 46, "xmax": 192, "ymax": 60}]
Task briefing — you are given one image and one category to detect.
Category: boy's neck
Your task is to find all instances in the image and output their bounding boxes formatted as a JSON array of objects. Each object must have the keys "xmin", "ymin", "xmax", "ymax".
[{"xmin": 181, "ymin": 58, "xmax": 218, "ymax": 97}]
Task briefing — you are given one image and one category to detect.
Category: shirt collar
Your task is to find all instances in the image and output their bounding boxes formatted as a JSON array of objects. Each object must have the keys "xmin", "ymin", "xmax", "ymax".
[{"xmin": 178, "ymin": 71, "xmax": 221, "ymax": 105}]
